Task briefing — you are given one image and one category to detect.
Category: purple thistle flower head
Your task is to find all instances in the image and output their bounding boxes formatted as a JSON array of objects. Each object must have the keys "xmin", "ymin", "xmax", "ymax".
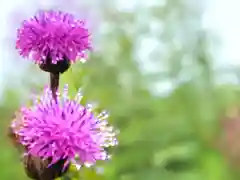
[
  {"xmin": 13, "ymin": 85, "xmax": 118, "ymax": 167},
  {"xmin": 16, "ymin": 10, "xmax": 92, "ymax": 65}
]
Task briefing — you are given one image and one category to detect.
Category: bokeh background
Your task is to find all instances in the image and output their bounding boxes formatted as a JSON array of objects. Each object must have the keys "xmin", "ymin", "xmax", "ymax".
[{"xmin": 1, "ymin": 0, "xmax": 240, "ymax": 179}]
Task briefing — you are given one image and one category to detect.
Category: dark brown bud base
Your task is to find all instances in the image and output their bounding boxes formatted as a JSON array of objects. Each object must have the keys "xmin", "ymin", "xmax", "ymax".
[
  {"xmin": 8, "ymin": 127, "xmax": 70, "ymax": 180},
  {"xmin": 39, "ymin": 56, "xmax": 70, "ymax": 74},
  {"xmin": 23, "ymin": 155, "xmax": 70, "ymax": 180}
]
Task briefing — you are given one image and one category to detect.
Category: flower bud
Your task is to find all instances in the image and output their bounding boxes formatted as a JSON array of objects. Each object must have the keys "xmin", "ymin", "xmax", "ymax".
[{"xmin": 23, "ymin": 155, "xmax": 69, "ymax": 180}]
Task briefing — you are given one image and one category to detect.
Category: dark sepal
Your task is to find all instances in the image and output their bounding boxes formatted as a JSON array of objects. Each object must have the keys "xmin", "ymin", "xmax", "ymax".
[
  {"xmin": 23, "ymin": 155, "xmax": 70, "ymax": 180},
  {"xmin": 39, "ymin": 56, "xmax": 70, "ymax": 74}
]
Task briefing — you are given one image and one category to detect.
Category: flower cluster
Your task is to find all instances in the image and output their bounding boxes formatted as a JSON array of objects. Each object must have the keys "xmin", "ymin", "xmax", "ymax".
[
  {"xmin": 13, "ymin": 85, "xmax": 117, "ymax": 166},
  {"xmin": 16, "ymin": 10, "xmax": 92, "ymax": 74},
  {"xmin": 10, "ymin": 9, "xmax": 118, "ymax": 179},
  {"xmin": 16, "ymin": 10, "xmax": 91, "ymax": 64}
]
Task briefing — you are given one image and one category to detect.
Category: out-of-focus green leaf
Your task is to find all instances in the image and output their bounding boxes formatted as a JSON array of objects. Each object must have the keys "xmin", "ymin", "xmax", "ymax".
[{"xmin": 200, "ymin": 150, "xmax": 232, "ymax": 180}]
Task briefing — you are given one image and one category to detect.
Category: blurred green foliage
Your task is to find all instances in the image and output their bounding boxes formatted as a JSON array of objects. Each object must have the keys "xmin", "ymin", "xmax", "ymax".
[{"xmin": 1, "ymin": 0, "xmax": 240, "ymax": 180}]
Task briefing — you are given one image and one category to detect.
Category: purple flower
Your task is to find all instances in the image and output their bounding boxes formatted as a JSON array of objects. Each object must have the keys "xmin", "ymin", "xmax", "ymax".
[
  {"xmin": 13, "ymin": 85, "xmax": 118, "ymax": 167},
  {"xmin": 16, "ymin": 10, "xmax": 92, "ymax": 64}
]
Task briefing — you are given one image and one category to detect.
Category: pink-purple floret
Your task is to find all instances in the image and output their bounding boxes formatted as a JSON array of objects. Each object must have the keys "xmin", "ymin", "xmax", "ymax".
[
  {"xmin": 16, "ymin": 10, "xmax": 92, "ymax": 64},
  {"xmin": 14, "ymin": 86, "xmax": 117, "ymax": 166}
]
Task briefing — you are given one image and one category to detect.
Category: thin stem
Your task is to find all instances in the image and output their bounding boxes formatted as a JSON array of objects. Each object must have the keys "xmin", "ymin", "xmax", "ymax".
[{"xmin": 50, "ymin": 72, "xmax": 60, "ymax": 102}]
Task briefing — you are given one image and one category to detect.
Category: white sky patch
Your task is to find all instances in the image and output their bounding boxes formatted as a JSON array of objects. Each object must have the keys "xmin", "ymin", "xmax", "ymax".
[{"xmin": 203, "ymin": 0, "xmax": 240, "ymax": 67}]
